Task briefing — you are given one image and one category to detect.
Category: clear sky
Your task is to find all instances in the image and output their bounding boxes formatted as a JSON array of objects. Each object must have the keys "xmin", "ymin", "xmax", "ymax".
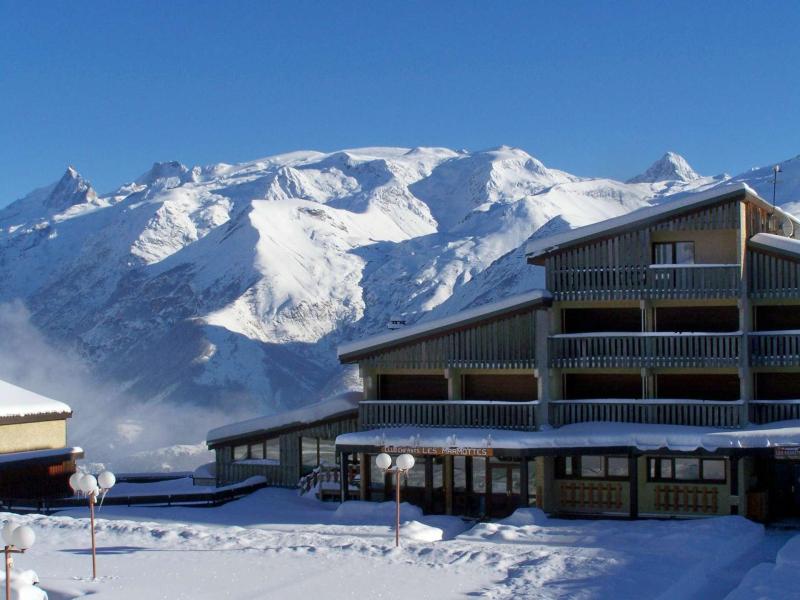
[{"xmin": 1, "ymin": 1, "xmax": 799, "ymax": 203}]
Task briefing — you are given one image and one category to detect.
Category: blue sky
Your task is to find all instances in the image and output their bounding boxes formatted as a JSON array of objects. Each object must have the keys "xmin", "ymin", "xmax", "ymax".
[{"xmin": 1, "ymin": 1, "xmax": 799, "ymax": 203}]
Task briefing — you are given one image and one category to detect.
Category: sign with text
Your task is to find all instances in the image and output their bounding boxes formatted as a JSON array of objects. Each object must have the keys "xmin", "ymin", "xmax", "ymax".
[
  {"xmin": 775, "ymin": 446, "xmax": 800, "ymax": 460},
  {"xmin": 380, "ymin": 445, "xmax": 494, "ymax": 457}
]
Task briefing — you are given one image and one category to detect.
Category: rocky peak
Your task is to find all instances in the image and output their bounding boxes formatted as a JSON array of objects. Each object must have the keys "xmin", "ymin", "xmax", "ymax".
[
  {"xmin": 627, "ymin": 152, "xmax": 700, "ymax": 184},
  {"xmin": 43, "ymin": 166, "xmax": 97, "ymax": 210}
]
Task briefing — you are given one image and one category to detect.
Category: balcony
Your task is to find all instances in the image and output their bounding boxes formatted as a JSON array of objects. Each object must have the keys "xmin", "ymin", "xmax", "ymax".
[
  {"xmin": 750, "ymin": 332, "xmax": 800, "ymax": 367},
  {"xmin": 749, "ymin": 400, "xmax": 800, "ymax": 424},
  {"xmin": 549, "ymin": 399, "xmax": 743, "ymax": 428},
  {"xmin": 550, "ymin": 264, "xmax": 741, "ymax": 301},
  {"xmin": 550, "ymin": 332, "xmax": 741, "ymax": 369},
  {"xmin": 358, "ymin": 400, "xmax": 538, "ymax": 431}
]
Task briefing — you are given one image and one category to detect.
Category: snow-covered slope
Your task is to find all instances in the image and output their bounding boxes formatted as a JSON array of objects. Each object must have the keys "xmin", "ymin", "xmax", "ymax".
[{"xmin": 0, "ymin": 147, "xmax": 796, "ymax": 463}]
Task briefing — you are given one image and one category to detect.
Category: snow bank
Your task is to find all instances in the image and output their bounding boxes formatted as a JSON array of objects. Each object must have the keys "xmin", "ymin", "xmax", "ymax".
[
  {"xmin": 0, "ymin": 378, "xmax": 71, "ymax": 418},
  {"xmin": 401, "ymin": 520, "xmax": 444, "ymax": 542},
  {"xmin": 724, "ymin": 534, "xmax": 800, "ymax": 600},
  {"xmin": 332, "ymin": 500, "xmax": 424, "ymax": 525}
]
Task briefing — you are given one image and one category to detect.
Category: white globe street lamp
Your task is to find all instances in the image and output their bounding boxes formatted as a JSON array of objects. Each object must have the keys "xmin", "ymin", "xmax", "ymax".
[
  {"xmin": 375, "ymin": 453, "xmax": 416, "ymax": 547},
  {"xmin": 69, "ymin": 470, "xmax": 116, "ymax": 580},
  {"xmin": 2, "ymin": 522, "xmax": 35, "ymax": 600}
]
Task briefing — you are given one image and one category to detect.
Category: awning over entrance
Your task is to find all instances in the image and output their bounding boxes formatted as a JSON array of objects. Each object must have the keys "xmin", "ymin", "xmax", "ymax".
[{"xmin": 336, "ymin": 420, "xmax": 800, "ymax": 454}]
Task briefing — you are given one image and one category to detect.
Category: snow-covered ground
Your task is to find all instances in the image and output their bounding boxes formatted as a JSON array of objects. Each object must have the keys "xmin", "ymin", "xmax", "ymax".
[{"xmin": 3, "ymin": 481, "xmax": 798, "ymax": 599}]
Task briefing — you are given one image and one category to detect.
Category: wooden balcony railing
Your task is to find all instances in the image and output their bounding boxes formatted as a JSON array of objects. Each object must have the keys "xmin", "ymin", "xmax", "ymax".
[
  {"xmin": 749, "ymin": 250, "xmax": 800, "ymax": 299},
  {"xmin": 550, "ymin": 264, "xmax": 741, "ymax": 301},
  {"xmin": 549, "ymin": 399, "xmax": 743, "ymax": 428},
  {"xmin": 359, "ymin": 400, "xmax": 538, "ymax": 431},
  {"xmin": 550, "ymin": 332, "xmax": 741, "ymax": 369},
  {"xmin": 749, "ymin": 400, "xmax": 800, "ymax": 424},
  {"xmin": 749, "ymin": 332, "xmax": 800, "ymax": 367}
]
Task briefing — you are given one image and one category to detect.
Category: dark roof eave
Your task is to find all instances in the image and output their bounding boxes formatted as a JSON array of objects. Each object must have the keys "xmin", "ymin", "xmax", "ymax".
[
  {"xmin": 338, "ymin": 295, "xmax": 552, "ymax": 364},
  {"xmin": 525, "ymin": 187, "xmax": 754, "ymax": 262},
  {"xmin": 0, "ymin": 411, "xmax": 73, "ymax": 426},
  {"xmin": 207, "ymin": 408, "xmax": 358, "ymax": 449}
]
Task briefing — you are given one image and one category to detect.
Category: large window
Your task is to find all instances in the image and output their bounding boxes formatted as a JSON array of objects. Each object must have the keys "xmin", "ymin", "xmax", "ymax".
[
  {"xmin": 266, "ymin": 438, "xmax": 280, "ymax": 463},
  {"xmin": 233, "ymin": 445, "xmax": 248, "ymax": 461},
  {"xmin": 653, "ymin": 241, "xmax": 695, "ymax": 265},
  {"xmin": 647, "ymin": 457, "xmax": 726, "ymax": 483},
  {"xmin": 301, "ymin": 437, "xmax": 338, "ymax": 473},
  {"xmin": 556, "ymin": 455, "xmax": 629, "ymax": 480}
]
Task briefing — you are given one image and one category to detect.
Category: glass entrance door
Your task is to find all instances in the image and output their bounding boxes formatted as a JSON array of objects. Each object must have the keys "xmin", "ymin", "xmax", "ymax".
[{"xmin": 486, "ymin": 460, "xmax": 520, "ymax": 518}]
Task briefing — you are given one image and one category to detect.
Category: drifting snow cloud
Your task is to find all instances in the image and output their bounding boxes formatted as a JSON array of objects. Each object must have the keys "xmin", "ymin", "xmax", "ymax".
[{"xmin": 0, "ymin": 301, "xmax": 249, "ymax": 471}]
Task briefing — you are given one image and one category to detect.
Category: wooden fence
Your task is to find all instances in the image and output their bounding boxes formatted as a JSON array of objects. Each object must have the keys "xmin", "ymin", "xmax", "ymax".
[
  {"xmin": 653, "ymin": 485, "xmax": 719, "ymax": 514},
  {"xmin": 558, "ymin": 481, "xmax": 625, "ymax": 511}
]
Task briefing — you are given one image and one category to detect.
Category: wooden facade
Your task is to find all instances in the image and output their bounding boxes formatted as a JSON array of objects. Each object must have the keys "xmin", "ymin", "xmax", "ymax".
[
  {"xmin": 211, "ymin": 413, "xmax": 358, "ymax": 488},
  {"xmin": 324, "ymin": 186, "xmax": 800, "ymax": 520}
]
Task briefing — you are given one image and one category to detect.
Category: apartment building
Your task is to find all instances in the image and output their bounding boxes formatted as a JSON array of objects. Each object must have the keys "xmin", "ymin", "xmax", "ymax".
[{"xmin": 334, "ymin": 183, "xmax": 800, "ymax": 521}]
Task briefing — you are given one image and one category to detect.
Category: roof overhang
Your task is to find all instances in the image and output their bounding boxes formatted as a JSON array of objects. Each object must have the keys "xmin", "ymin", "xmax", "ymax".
[
  {"xmin": 207, "ymin": 408, "xmax": 358, "ymax": 448},
  {"xmin": 0, "ymin": 446, "xmax": 84, "ymax": 467},
  {"xmin": 526, "ymin": 183, "xmax": 797, "ymax": 264},
  {"xmin": 337, "ymin": 290, "xmax": 551, "ymax": 364},
  {"xmin": 748, "ymin": 232, "xmax": 800, "ymax": 262},
  {"xmin": 0, "ymin": 411, "xmax": 72, "ymax": 426}
]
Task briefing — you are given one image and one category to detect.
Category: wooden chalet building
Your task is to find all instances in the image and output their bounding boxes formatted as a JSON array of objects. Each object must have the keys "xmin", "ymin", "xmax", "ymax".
[
  {"xmin": 335, "ymin": 183, "xmax": 800, "ymax": 521},
  {"xmin": 207, "ymin": 394, "xmax": 359, "ymax": 488},
  {"xmin": 0, "ymin": 379, "xmax": 83, "ymax": 500}
]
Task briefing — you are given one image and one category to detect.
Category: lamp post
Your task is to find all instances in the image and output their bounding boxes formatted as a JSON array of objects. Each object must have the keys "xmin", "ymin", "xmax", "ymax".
[
  {"xmin": 375, "ymin": 453, "xmax": 415, "ymax": 547},
  {"xmin": 2, "ymin": 522, "xmax": 35, "ymax": 600},
  {"xmin": 69, "ymin": 470, "xmax": 116, "ymax": 580}
]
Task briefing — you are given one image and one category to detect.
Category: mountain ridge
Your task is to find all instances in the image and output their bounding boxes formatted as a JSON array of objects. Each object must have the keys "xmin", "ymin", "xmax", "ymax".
[{"xmin": 1, "ymin": 146, "xmax": 797, "ymax": 465}]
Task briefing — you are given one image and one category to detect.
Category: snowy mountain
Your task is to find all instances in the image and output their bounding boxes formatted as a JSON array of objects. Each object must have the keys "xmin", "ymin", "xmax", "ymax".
[
  {"xmin": 0, "ymin": 146, "xmax": 796, "ymax": 465},
  {"xmin": 628, "ymin": 151, "xmax": 701, "ymax": 184}
]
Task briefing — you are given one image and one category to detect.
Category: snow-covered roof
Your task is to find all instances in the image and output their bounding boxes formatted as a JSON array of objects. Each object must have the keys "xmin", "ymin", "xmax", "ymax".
[
  {"xmin": 526, "ymin": 183, "xmax": 798, "ymax": 261},
  {"xmin": 207, "ymin": 392, "xmax": 361, "ymax": 446},
  {"xmin": 0, "ymin": 446, "xmax": 83, "ymax": 464},
  {"xmin": 0, "ymin": 379, "xmax": 72, "ymax": 420},
  {"xmin": 338, "ymin": 290, "xmax": 551, "ymax": 362},
  {"xmin": 336, "ymin": 421, "xmax": 800, "ymax": 453},
  {"xmin": 749, "ymin": 232, "xmax": 800, "ymax": 260}
]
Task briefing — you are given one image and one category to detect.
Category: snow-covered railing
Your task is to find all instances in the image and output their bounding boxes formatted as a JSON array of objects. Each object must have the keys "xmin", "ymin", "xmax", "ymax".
[
  {"xmin": 549, "ymin": 399, "xmax": 743, "ymax": 428},
  {"xmin": 749, "ymin": 331, "xmax": 800, "ymax": 367},
  {"xmin": 549, "ymin": 264, "xmax": 741, "ymax": 301},
  {"xmin": 550, "ymin": 332, "xmax": 741, "ymax": 369},
  {"xmin": 749, "ymin": 400, "xmax": 800, "ymax": 424},
  {"xmin": 359, "ymin": 400, "xmax": 538, "ymax": 431}
]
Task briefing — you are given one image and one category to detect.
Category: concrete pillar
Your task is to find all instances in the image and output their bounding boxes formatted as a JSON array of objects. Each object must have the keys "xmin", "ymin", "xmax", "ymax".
[
  {"xmin": 445, "ymin": 369, "xmax": 462, "ymax": 400},
  {"xmin": 339, "ymin": 452, "xmax": 349, "ymax": 503},
  {"xmin": 520, "ymin": 459, "xmax": 530, "ymax": 507},
  {"xmin": 535, "ymin": 309, "xmax": 551, "ymax": 427},
  {"xmin": 737, "ymin": 201, "xmax": 752, "ymax": 426},
  {"xmin": 359, "ymin": 452, "xmax": 370, "ymax": 501}
]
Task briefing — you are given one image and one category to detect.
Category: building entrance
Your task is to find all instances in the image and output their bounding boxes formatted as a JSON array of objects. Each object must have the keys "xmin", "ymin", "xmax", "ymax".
[{"xmin": 486, "ymin": 459, "xmax": 521, "ymax": 518}]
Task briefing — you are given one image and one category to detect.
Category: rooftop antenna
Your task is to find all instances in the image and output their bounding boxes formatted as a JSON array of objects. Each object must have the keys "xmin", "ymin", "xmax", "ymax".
[{"xmin": 772, "ymin": 164, "xmax": 782, "ymax": 211}]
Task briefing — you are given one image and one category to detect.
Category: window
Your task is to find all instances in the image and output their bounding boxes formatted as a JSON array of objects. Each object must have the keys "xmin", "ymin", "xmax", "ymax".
[
  {"xmin": 250, "ymin": 443, "xmax": 265, "ymax": 460},
  {"xmin": 556, "ymin": 455, "xmax": 629, "ymax": 480},
  {"xmin": 702, "ymin": 460, "xmax": 726, "ymax": 481},
  {"xmin": 607, "ymin": 457, "xmax": 629, "ymax": 478},
  {"xmin": 580, "ymin": 456, "xmax": 604, "ymax": 478},
  {"xmin": 647, "ymin": 457, "xmax": 726, "ymax": 483},
  {"xmin": 233, "ymin": 445, "xmax": 248, "ymax": 461},
  {"xmin": 674, "ymin": 458, "xmax": 700, "ymax": 480},
  {"xmin": 653, "ymin": 241, "xmax": 695, "ymax": 265},
  {"xmin": 301, "ymin": 437, "xmax": 339, "ymax": 473},
  {"xmin": 266, "ymin": 438, "xmax": 280, "ymax": 463}
]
